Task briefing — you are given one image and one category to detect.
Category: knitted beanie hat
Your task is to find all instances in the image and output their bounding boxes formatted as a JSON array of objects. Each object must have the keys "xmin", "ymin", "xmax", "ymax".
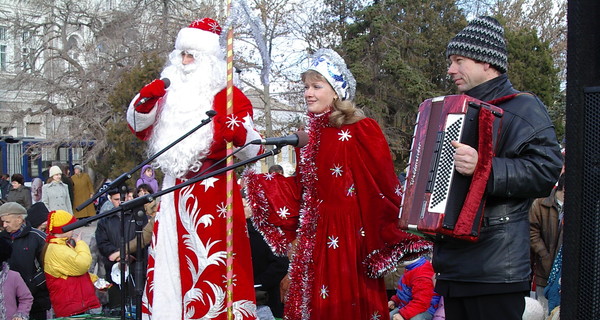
[
  {"xmin": 49, "ymin": 165, "xmax": 62, "ymax": 177},
  {"xmin": 446, "ymin": 16, "xmax": 508, "ymax": 73},
  {"xmin": 46, "ymin": 210, "xmax": 76, "ymax": 234}
]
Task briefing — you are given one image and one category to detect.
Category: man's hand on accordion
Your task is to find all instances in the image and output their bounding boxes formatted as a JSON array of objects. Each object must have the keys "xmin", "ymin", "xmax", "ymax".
[{"xmin": 452, "ymin": 141, "xmax": 478, "ymax": 176}]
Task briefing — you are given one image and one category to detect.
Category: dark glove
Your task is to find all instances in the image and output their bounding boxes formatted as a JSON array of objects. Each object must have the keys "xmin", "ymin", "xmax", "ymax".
[{"xmin": 134, "ymin": 79, "xmax": 167, "ymax": 113}]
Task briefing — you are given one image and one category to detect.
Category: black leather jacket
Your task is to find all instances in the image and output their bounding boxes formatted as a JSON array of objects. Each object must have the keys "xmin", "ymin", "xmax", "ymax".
[{"xmin": 433, "ymin": 74, "xmax": 563, "ymax": 292}]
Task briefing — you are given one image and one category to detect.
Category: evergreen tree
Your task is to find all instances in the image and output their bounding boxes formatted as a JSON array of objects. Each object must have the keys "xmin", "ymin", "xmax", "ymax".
[
  {"xmin": 93, "ymin": 53, "xmax": 165, "ymax": 188},
  {"xmin": 341, "ymin": 0, "xmax": 465, "ymax": 168}
]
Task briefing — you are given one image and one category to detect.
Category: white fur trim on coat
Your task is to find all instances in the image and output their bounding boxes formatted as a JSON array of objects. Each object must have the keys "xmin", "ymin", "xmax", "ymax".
[{"xmin": 127, "ymin": 93, "xmax": 160, "ymax": 132}]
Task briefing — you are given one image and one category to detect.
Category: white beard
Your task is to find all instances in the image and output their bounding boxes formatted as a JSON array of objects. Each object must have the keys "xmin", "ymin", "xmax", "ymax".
[{"xmin": 148, "ymin": 50, "xmax": 227, "ymax": 178}]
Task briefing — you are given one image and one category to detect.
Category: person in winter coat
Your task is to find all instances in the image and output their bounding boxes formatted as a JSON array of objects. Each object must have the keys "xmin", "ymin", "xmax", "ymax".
[
  {"xmin": 433, "ymin": 16, "xmax": 563, "ymax": 320},
  {"xmin": 0, "ymin": 202, "xmax": 51, "ymax": 319},
  {"xmin": 0, "ymin": 237, "xmax": 34, "ymax": 320},
  {"xmin": 7, "ymin": 174, "xmax": 32, "ymax": 209},
  {"xmin": 529, "ymin": 173, "xmax": 564, "ymax": 314},
  {"xmin": 43, "ymin": 209, "xmax": 100, "ymax": 317},
  {"xmin": 71, "ymin": 164, "xmax": 95, "ymax": 219},
  {"xmin": 136, "ymin": 165, "xmax": 159, "ymax": 194},
  {"xmin": 388, "ymin": 257, "xmax": 440, "ymax": 320},
  {"xmin": 42, "ymin": 166, "xmax": 72, "ymax": 214}
]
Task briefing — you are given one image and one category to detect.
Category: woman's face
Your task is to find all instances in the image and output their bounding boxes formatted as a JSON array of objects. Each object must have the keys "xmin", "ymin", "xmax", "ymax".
[
  {"xmin": 304, "ymin": 79, "xmax": 337, "ymax": 114},
  {"xmin": 11, "ymin": 181, "xmax": 20, "ymax": 189},
  {"xmin": 144, "ymin": 168, "xmax": 153, "ymax": 177},
  {"xmin": 52, "ymin": 173, "xmax": 62, "ymax": 182}
]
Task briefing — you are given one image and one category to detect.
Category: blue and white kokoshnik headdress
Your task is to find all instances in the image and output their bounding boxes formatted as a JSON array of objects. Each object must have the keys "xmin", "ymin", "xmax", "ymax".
[{"xmin": 307, "ymin": 48, "xmax": 356, "ymax": 101}]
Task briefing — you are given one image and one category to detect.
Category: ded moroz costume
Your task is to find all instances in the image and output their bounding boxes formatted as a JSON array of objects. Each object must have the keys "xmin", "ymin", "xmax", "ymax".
[{"xmin": 127, "ymin": 18, "xmax": 262, "ymax": 320}]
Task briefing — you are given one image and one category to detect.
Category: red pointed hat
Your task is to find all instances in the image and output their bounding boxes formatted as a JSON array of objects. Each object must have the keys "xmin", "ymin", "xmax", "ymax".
[{"xmin": 175, "ymin": 17, "xmax": 222, "ymax": 57}]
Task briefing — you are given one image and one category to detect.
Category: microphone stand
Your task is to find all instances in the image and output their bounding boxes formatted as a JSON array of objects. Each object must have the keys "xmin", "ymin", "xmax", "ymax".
[
  {"xmin": 69, "ymin": 110, "xmax": 215, "ymax": 320},
  {"xmin": 75, "ymin": 110, "xmax": 217, "ymax": 213},
  {"xmin": 63, "ymin": 146, "xmax": 283, "ymax": 320}
]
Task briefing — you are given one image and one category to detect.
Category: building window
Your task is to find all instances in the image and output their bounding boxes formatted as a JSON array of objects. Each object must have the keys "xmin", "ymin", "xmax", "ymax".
[
  {"xmin": 0, "ymin": 26, "xmax": 7, "ymax": 41},
  {"xmin": 22, "ymin": 30, "xmax": 32, "ymax": 43},
  {"xmin": 0, "ymin": 45, "xmax": 6, "ymax": 71},
  {"xmin": 26, "ymin": 122, "xmax": 42, "ymax": 137},
  {"xmin": 22, "ymin": 47, "xmax": 32, "ymax": 71}
]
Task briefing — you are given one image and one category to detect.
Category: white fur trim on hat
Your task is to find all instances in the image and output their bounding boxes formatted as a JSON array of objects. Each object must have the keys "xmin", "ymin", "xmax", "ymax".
[{"xmin": 175, "ymin": 27, "xmax": 221, "ymax": 57}]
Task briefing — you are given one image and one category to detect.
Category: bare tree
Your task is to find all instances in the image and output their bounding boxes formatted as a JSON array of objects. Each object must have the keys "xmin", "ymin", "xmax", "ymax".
[{"xmin": 0, "ymin": 0, "xmax": 217, "ymax": 165}]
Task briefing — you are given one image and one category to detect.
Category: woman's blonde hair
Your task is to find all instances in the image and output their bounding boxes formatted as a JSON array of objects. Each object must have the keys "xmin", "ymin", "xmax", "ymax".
[{"xmin": 302, "ymin": 70, "xmax": 365, "ymax": 128}]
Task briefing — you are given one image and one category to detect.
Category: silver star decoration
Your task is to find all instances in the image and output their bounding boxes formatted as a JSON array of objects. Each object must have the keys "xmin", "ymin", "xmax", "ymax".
[
  {"xmin": 330, "ymin": 164, "xmax": 343, "ymax": 177},
  {"xmin": 200, "ymin": 177, "xmax": 219, "ymax": 191},
  {"xmin": 395, "ymin": 184, "xmax": 402, "ymax": 197},
  {"xmin": 226, "ymin": 114, "xmax": 242, "ymax": 130},
  {"xmin": 338, "ymin": 129, "xmax": 352, "ymax": 141},
  {"xmin": 216, "ymin": 202, "xmax": 228, "ymax": 218},
  {"xmin": 264, "ymin": 172, "xmax": 276, "ymax": 181},
  {"xmin": 207, "ymin": 20, "xmax": 221, "ymax": 33},
  {"xmin": 327, "ymin": 235, "xmax": 339, "ymax": 249},
  {"xmin": 370, "ymin": 311, "xmax": 381, "ymax": 320},
  {"xmin": 320, "ymin": 285, "xmax": 329, "ymax": 299},
  {"xmin": 359, "ymin": 227, "xmax": 365, "ymax": 237},
  {"xmin": 221, "ymin": 272, "xmax": 238, "ymax": 287},
  {"xmin": 277, "ymin": 206, "xmax": 290, "ymax": 219},
  {"xmin": 346, "ymin": 184, "xmax": 356, "ymax": 197}
]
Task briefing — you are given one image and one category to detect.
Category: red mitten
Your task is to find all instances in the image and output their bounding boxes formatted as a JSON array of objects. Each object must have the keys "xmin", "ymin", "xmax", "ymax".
[{"xmin": 134, "ymin": 79, "xmax": 167, "ymax": 113}]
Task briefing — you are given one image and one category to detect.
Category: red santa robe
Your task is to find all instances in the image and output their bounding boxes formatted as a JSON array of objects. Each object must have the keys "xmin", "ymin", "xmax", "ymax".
[
  {"xmin": 246, "ymin": 112, "xmax": 432, "ymax": 320},
  {"xmin": 128, "ymin": 86, "xmax": 260, "ymax": 320}
]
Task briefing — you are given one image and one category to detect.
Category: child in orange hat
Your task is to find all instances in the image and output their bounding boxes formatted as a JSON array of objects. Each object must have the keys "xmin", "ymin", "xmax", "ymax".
[{"xmin": 43, "ymin": 210, "xmax": 101, "ymax": 317}]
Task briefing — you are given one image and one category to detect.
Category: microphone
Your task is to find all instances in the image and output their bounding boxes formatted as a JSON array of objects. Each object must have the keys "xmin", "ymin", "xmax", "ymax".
[
  {"xmin": 250, "ymin": 131, "xmax": 309, "ymax": 148},
  {"xmin": 135, "ymin": 78, "xmax": 171, "ymax": 107}
]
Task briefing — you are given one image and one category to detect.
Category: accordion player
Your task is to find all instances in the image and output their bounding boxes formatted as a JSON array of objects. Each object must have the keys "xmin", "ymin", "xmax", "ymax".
[{"xmin": 398, "ymin": 95, "xmax": 503, "ymax": 242}]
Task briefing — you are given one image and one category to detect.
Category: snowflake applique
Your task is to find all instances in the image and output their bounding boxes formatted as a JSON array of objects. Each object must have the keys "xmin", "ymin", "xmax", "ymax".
[
  {"xmin": 359, "ymin": 227, "xmax": 365, "ymax": 237},
  {"xmin": 338, "ymin": 129, "xmax": 352, "ymax": 141},
  {"xmin": 320, "ymin": 285, "xmax": 329, "ymax": 299},
  {"xmin": 327, "ymin": 235, "xmax": 339, "ymax": 249},
  {"xmin": 264, "ymin": 173, "xmax": 276, "ymax": 181},
  {"xmin": 216, "ymin": 202, "xmax": 228, "ymax": 218},
  {"xmin": 330, "ymin": 164, "xmax": 343, "ymax": 177},
  {"xmin": 222, "ymin": 272, "xmax": 238, "ymax": 287},
  {"xmin": 370, "ymin": 311, "xmax": 381, "ymax": 320},
  {"xmin": 207, "ymin": 20, "xmax": 221, "ymax": 34},
  {"xmin": 226, "ymin": 114, "xmax": 242, "ymax": 130},
  {"xmin": 346, "ymin": 184, "xmax": 356, "ymax": 197},
  {"xmin": 379, "ymin": 192, "xmax": 385, "ymax": 199},
  {"xmin": 277, "ymin": 207, "xmax": 290, "ymax": 219},
  {"xmin": 395, "ymin": 184, "xmax": 402, "ymax": 197},
  {"xmin": 200, "ymin": 177, "xmax": 219, "ymax": 191}
]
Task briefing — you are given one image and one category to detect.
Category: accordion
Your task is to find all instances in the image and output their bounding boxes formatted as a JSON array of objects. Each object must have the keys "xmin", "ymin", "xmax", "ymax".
[{"xmin": 398, "ymin": 95, "xmax": 503, "ymax": 241}]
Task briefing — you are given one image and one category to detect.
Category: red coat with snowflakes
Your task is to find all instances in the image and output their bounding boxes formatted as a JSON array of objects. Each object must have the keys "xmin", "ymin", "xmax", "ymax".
[
  {"xmin": 127, "ymin": 86, "xmax": 261, "ymax": 320},
  {"xmin": 246, "ymin": 113, "xmax": 432, "ymax": 320}
]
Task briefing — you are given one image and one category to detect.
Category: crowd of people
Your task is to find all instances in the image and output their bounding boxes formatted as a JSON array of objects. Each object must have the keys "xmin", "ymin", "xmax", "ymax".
[{"xmin": 0, "ymin": 14, "xmax": 566, "ymax": 320}]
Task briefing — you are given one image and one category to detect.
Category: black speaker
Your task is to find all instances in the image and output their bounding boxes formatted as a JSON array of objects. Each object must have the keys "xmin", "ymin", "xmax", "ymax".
[{"xmin": 563, "ymin": 1, "xmax": 600, "ymax": 318}]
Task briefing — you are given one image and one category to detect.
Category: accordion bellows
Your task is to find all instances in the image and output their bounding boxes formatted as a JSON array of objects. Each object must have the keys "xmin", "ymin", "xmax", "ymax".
[{"xmin": 398, "ymin": 95, "xmax": 503, "ymax": 242}]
